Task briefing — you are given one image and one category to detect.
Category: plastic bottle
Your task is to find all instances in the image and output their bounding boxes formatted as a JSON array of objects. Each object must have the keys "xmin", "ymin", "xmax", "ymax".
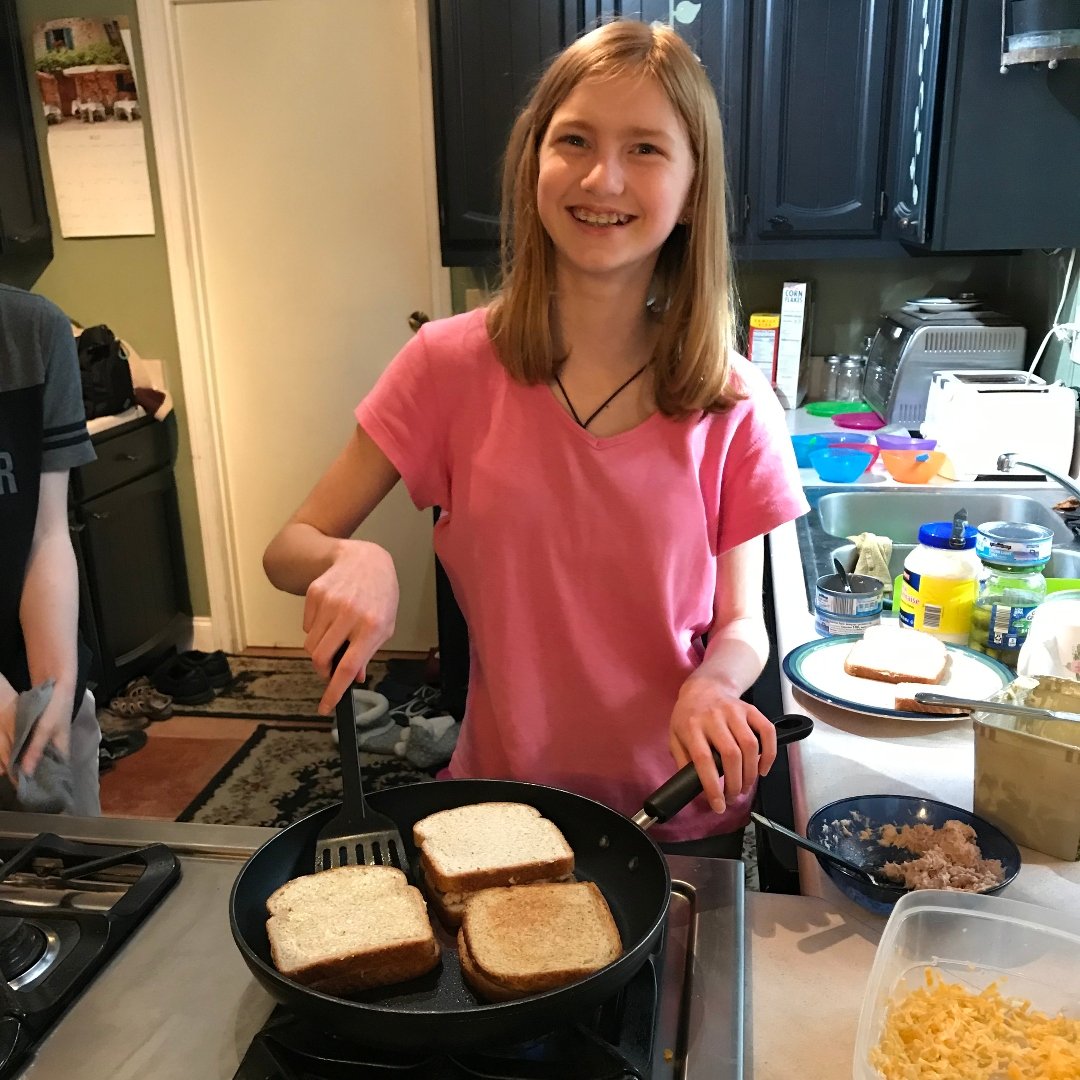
[{"xmin": 898, "ymin": 518, "xmax": 981, "ymax": 644}]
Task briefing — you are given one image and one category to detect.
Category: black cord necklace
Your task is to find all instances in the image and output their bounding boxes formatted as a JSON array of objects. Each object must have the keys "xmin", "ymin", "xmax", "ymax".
[{"xmin": 554, "ymin": 363, "xmax": 650, "ymax": 430}]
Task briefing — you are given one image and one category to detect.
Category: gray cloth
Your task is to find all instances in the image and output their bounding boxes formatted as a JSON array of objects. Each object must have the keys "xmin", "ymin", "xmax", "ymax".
[{"xmin": 0, "ymin": 681, "xmax": 75, "ymax": 814}]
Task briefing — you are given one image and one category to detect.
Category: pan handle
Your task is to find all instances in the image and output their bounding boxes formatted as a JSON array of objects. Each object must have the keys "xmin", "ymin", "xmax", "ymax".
[{"xmin": 634, "ymin": 713, "xmax": 813, "ymax": 830}]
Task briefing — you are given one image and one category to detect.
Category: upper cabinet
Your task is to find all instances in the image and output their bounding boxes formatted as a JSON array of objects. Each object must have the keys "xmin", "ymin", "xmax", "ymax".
[
  {"xmin": 0, "ymin": 0, "xmax": 52, "ymax": 282},
  {"xmin": 890, "ymin": 0, "xmax": 1080, "ymax": 252},
  {"xmin": 428, "ymin": 0, "xmax": 1080, "ymax": 266}
]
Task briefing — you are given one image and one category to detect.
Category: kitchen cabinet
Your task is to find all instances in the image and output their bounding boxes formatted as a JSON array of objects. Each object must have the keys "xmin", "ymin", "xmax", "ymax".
[
  {"xmin": 71, "ymin": 413, "xmax": 191, "ymax": 701},
  {"xmin": 890, "ymin": 0, "xmax": 1080, "ymax": 251},
  {"xmin": 0, "ymin": 0, "xmax": 51, "ymax": 283},
  {"xmin": 429, "ymin": 0, "xmax": 1080, "ymax": 265},
  {"xmin": 745, "ymin": 0, "xmax": 893, "ymax": 249}
]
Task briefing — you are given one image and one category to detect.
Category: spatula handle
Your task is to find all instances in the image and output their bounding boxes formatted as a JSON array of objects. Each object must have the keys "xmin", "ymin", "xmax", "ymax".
[
  {"xmin": 332, "ymin": 645, "xmax": 368, "ymax": 816},
  {"xmin": 639, "ymin": 713, "xmax": 814, "ymax": 827}
]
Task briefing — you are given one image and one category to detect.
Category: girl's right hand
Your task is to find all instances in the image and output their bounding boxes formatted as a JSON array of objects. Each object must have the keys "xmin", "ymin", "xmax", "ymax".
[{"xmin": 303, "ymin": 539, "xmax": 400, "ymax": 714}]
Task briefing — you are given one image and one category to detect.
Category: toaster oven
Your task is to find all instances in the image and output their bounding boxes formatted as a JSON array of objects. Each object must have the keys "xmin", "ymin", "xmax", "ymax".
[{"xmin": 862, "ymin": 305, "xmax": 1026, "ymax": 427}]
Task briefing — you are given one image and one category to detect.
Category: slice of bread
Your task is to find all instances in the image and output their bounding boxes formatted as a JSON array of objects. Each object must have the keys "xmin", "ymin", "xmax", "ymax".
[
  {"xmin": 843, "ymin": 625, "xmax": 949, "ymax": 685},
  {"xmin": 420, "ymin": 860, "xmax": 574, "ymax": 929},
  {"xmin": 413, "ymin": 802, "xmax": 574, "ymax": 894},
  {"xmin": 266, "ymin": 864, "xmax": 439, "ymax": 995},
  {"xmin": 894, "ymin": 683, "xmax": 968, "ymax": 714},
  {"xmin": 458, "ymin": 881, "xmax": 623, "ymax": 1002}
]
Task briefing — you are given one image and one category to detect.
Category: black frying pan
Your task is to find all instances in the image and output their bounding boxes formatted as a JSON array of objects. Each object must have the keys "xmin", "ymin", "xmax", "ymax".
[{"xmin": 230, "ymin": 714, "xmax": 813, "ymax": 1051}]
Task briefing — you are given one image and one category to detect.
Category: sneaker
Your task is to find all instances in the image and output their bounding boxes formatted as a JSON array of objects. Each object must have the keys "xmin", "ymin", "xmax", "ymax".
[
  {"xmin": 176, "ymin": 650, "xmax": 233, "ymax": 689},
  {"xmin": 151, "ymin": 656, "xmax": 215, "ymax": 705}
]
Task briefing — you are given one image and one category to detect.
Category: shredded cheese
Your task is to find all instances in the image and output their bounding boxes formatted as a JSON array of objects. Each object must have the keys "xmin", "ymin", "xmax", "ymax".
[{"xmin": 871, "ymin": 968, "xmax": 1080, "ymax": 1079}]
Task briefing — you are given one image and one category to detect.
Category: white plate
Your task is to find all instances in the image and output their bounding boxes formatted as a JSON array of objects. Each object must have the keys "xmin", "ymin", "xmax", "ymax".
[
  {"xmin": 912, "ymin": 297, "xmax": 981, "ymax": 313},
  {"xmin": 782, "ymin": 635, "xmax": 1014, "ymax": 720}
]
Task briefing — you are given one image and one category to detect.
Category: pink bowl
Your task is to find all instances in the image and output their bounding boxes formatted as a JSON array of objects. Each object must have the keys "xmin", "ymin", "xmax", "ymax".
[{"xmin": 833, "ymin": 411, "xmax": 886, "ymax": 430}]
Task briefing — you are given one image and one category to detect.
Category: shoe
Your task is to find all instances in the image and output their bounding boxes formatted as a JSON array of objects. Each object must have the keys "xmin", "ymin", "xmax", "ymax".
[
  {"xmin": 110, "ymin": 677, "xmax": 173, "ymax": 721},
  {"xmin": 151, "ymin": 656, "xmax": 215, "ymax": 705},
  {"xmin": 177, "ymin": 650, "xmax": 233, "ymax": 689},
  {"xmin": 98, "ymin": 730, "xmax": 148, "ymax": 772}
]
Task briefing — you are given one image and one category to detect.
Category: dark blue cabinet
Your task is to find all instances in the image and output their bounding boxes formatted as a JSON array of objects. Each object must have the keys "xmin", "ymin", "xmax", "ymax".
[
  {"xmin": 749, "ymin": 0, "xmax": 893, "ymax": 243},
  {"xmin": 0, "ymin": 0, "xmax": 51, "ymax": 283}
]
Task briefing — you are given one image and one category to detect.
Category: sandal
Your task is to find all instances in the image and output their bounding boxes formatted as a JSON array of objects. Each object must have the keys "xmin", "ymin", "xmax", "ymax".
[{"xmin": 110, "ymin": 678, "xmax": 173, "ymax": 721}]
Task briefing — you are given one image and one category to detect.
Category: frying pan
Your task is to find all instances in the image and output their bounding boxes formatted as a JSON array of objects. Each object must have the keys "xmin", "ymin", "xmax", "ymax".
[{"xmin": 230, "ymin": 713, "xmax": 813, "ymax": 1051}]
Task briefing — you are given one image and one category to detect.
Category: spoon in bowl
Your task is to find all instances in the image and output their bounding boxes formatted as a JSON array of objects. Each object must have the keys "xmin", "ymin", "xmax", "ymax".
[{"xmin": 750, "ymin": 811, "xmax": 896, "ymax": 889}]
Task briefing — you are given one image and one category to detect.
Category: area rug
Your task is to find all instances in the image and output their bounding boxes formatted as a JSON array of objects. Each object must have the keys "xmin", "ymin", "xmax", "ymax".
[
  {"xmin": 161, "ymin": 656, "xmax": 393, "ymax": 722},
  {"xmin": 176, "ymin": 724, "xmax": 440, "ymax": 827}
]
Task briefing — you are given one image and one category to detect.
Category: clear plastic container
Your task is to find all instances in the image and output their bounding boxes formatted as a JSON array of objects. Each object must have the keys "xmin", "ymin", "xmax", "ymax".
[{"xmin": 854, "ymin": 890, "xmax": 1080, "ymax": 1079}]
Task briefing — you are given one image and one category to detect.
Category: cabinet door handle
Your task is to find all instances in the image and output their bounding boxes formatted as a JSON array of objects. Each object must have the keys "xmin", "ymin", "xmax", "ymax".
[
  {"xmin": 119, "ymin": 453, "xmax": 140, "ymax": 462},
  {"xmin": 69, "ymin": 522, "xmax": 86, "ymax": 533},
  {"xmin": 89, "ymin": 511, "xmax": 110, "ymax": 520},
  {"xmin": 767, "ymin": 215, "xmax": 792, "ymax": 231}
]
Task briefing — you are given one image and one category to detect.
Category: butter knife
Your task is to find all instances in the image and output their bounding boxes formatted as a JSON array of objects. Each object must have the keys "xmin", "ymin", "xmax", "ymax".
[{"xmin": 914, "ymin": 692, "xmax": 1080, "ymax": 724}]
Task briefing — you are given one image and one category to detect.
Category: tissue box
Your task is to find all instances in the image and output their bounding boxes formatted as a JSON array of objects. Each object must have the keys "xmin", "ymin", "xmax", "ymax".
[{"xmin": 973, "ymin": 676, "xmax": 1080, "ymax": 861}]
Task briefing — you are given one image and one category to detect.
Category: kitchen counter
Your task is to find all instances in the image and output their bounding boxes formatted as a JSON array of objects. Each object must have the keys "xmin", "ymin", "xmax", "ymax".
[{"xmin": 771, "ymin": 407, "xmax": 1080, "ymax": 917}]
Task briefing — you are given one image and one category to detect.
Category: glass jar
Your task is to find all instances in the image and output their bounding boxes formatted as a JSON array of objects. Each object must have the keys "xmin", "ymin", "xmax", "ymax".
[
  {"xmin": 823, "ymin": 354, "xmax": 842, "ymax": 400},
  {"xmin": 968, "ymin": 562, "xmax": 1049, "ymax": 668},
  {"xmin": 834, "ymin": 355, "xmax": 865, "ymax": 403}
]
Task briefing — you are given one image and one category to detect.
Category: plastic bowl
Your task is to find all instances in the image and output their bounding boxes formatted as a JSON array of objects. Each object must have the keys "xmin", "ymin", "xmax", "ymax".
[
  {"xmin": 809, "ymin": 446, "xmax": 875, "ymax": 482},
  {"xmin": 791, "ymin": 432, "xmax": 870, "ymax": 467},
  {"xmin": 805, "ymin": 794, "xmax": 1021, "ymax": 916},
  {"xmin": 880, "ymin": 449, "xmax": 946, "ymax": 484},
  {"xmin": 854, "ymin": 891, "xmax": 1080, "ymax": 1079},
  {"xmin": 874, "ymin": 433, "xmax": 938, "ymax": 452}
]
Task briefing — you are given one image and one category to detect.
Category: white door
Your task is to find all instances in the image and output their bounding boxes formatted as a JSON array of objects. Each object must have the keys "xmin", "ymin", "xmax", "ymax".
[{"xmin": 170, "ymin": 0, "xmax": 443, "ymax": 648}]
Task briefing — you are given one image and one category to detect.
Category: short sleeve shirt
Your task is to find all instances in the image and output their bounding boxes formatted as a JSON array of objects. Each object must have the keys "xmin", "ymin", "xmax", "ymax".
[
  {"xmin": 0, "ymin": 284, "xmax": 95, "ymax": 693},
  {"xmin": 357, "ymin": 308, "xmax": 808, "ymax": 841}
]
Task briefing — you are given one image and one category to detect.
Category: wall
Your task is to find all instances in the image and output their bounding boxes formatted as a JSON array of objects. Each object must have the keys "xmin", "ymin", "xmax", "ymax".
[{"xmin": 12, "ymin": 0, "xmax": 209, "ymax": 617}]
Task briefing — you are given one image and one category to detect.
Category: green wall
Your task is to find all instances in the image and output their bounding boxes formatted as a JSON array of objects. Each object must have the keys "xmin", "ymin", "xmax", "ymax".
[{"xmin": 12, "ymin": 0, "xmax": 209, "ymax": 617}]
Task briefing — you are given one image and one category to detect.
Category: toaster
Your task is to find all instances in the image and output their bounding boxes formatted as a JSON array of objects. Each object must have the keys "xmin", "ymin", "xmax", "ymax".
[
  {"xmin": 921, "ymin": 370, "xmax": 1077, "ymax": 479},
  {"xmin": 862, "ymin": 305, "xmax": 1026, "ymax": 427}
]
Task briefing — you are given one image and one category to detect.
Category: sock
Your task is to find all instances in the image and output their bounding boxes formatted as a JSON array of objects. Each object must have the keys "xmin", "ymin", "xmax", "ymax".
[
  {"xmin": 356, "ymin": 719, "xmax": 402, "ymax": 756},
  {"xmin": 405, "ymin": 713, "xmax": 460, "ymax": 769}
]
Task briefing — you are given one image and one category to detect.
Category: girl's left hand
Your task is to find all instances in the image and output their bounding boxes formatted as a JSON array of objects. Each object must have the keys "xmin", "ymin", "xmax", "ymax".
[{"xmin": 669, "ymin": 675, "xmax": 778, "ymax": 815}]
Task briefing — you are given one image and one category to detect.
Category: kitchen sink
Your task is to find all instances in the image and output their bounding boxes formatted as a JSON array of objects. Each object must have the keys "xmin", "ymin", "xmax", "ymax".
[{"xmin": 794, "ymin": 485, "xmax": 1080, "ymax": 609}]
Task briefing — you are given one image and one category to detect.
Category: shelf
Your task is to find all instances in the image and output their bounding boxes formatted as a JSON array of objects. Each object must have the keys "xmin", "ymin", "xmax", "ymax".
[{"xmin": 1001, "ymin": 43, "xmax": 1080, "ymax": 67}]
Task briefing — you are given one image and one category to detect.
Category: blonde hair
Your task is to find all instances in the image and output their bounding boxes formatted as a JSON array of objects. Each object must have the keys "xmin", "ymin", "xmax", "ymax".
[{"xmin": 486, "ymin": 19, "xmax": 742, "ymax": 416}]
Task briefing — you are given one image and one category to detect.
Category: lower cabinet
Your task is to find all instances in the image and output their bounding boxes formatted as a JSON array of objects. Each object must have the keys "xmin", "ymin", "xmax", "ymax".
[{"xmin": 71, "ymin": 413, "xmax": 191, "ymax": 702}]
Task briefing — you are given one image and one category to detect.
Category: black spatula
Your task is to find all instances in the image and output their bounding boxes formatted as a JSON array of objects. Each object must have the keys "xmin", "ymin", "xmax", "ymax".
[{"xmin": 314, "ymin": 646, "xmax": 411, "ymax": 876}]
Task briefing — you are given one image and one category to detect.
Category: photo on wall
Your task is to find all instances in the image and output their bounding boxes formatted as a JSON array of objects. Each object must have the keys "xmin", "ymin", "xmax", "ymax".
[{"xmin": 29, "ymin": 15, "xmax": 155, "ymax": 237}]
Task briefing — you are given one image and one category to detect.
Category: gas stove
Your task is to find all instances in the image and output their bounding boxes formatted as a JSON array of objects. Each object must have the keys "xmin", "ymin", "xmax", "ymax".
[
  {"xmin": 0, "ymin": 817, "xmax": 745, "ymax": 1079},
  {"xmin": 0, "ymin": 831, "xmax": 180, "ymax": 1077}
]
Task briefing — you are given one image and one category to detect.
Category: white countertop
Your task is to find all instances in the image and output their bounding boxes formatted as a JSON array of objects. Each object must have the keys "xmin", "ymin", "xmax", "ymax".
[{"xmin": 771, "ymin": 407, "xmax": 1080, "ymax": 918}]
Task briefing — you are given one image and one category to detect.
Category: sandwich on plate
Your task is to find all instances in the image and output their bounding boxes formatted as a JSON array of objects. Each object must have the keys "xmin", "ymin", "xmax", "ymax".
[
  {"xmin": 412, "ymin": 802, "xmax": 575, "ymax": 927},
  {"xmin": 457, "ymin": 880, "xmax": 623, "ymax": 1001},
  {"xmin": 265, "ymin": 864, "xmax": 440, "ymax": 994}
]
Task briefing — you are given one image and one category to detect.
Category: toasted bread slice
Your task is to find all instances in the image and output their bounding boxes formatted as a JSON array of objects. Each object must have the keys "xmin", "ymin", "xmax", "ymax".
[
  {"xmin": 894, "ymin": 683, "xmax": 968, "ymax": 714},
  {"xmin": 458, "ymin": 881, "xmax": 623, "ymax": 1002},
  {"xmin": 419, "ymin": 858, "xmax": 574, "ymax": 928},
  {"xmin": 266, "ymin": 864, "xmax": 439, "ymax": 995},
  {"xmin": 843, "ymin": 625, "xmax": 949, "ymax": 685},
  {"xmin": 413, "ymin": 802, "xmax": 574, "ymax": 894}
]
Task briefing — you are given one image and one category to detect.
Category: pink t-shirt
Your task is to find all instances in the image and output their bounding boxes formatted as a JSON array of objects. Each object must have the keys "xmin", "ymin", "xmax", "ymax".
[{"xmin": 356, "ymin": 308, "xmax": 808, "ymax": 841}]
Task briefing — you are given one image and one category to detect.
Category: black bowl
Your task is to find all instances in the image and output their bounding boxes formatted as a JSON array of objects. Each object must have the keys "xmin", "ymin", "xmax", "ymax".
[{"xmin": 805, "ymin": 794, "xmax": 1022, "ymax": 916}]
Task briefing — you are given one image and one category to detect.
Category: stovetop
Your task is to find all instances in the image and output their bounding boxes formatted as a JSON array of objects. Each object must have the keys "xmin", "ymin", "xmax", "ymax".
[
  {"xmin": 0, "ymin": 832, "xmax": 180, "ymax": 1078},
  {"xmin": 0, "ymin": 817, "xmax": 744, "ymax": 1080}
]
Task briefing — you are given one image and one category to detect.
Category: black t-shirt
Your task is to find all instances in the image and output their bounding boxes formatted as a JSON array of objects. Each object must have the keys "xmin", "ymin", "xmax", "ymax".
[{"xmin": 0, "ymin": 284, "xmax": 95, "ymax": 700}]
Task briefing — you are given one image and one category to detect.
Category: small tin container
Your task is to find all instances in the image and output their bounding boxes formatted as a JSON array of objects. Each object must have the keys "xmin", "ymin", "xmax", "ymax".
[
  {"xmin": 975, "ymin": 521, "xmax": 1054, "ymax": 567},
  {"xmin": 814, "ymin": 572, "xmax": 884, "ymax": 636}
]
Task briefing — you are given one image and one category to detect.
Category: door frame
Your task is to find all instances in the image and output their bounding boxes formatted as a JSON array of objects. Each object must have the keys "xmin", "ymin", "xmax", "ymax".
[{"xmin": 135, "ymin": 0, "xmax": 450, "ymax": 651}]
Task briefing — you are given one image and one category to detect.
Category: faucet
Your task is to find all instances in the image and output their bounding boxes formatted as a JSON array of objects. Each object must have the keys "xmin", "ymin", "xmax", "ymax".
[{"xmin": 996, "ymin": 453, "xmax": 1080, "ymax": 503}]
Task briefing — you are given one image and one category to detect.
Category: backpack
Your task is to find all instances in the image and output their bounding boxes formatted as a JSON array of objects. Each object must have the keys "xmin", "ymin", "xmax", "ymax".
[{"xmin": 77, "ymin": 325, "xmax": 135, "ymax": 420}]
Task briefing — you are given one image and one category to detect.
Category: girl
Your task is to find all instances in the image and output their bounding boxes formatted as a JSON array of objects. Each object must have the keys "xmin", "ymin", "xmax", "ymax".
[{"xmin": 263, "ymin": 20, "xmax": 808, "ymax": 855}]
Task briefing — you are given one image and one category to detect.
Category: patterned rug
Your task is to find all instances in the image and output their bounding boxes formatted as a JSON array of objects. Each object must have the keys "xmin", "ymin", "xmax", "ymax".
[
  {"xmin": 176, "ymin": 724, "xmax": 440, "ymax": 827},
  {"xmin": 162, "ymin": 656, "xmax": 391, "ymax": 722}
]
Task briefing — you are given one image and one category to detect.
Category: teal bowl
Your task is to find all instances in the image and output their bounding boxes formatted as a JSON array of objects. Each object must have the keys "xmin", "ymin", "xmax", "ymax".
[
  {"xmin": 791, "ymin": 432, "xmax": 869, "ymax": 468},
  {"xmin": 809, "ymin": 446, "xmax": 874, "ymax": 482}
]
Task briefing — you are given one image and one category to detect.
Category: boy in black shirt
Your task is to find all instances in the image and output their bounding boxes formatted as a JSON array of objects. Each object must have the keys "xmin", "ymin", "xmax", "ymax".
[{"xmin": 0, "ymin": 283, "xmax": 100, "ymax": 813}]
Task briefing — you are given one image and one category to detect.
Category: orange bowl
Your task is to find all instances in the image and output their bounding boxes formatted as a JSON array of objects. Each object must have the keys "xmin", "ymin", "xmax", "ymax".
[{"xmin": 880, "ymin": 449, "xmax": 946, "ymax": 484}]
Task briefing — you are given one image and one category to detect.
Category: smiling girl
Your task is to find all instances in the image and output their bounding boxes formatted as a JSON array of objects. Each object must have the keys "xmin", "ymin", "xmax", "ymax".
[{"xmin": 263, "ymin": 20, "xmax": 808, "ymax": 853}]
